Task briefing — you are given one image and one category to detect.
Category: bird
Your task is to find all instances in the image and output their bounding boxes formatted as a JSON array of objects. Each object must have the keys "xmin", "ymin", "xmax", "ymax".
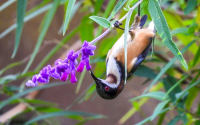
[{"xmin": 90, "ymin": 14, "xmax": 156, "ymax": 100}]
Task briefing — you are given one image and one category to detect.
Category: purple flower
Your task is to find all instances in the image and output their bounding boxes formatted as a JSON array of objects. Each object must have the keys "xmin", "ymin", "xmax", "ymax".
[
  {"xmin": 65, "ymin": 50, "xmax": 78, "ymax": 83},
  {"xmin": 77, "ymin": 41, "xmax": 96, "ymax": 72},
  {"xmin": 26, "ymin": 41, "xmax": 96, "ymax": 87},
  {"xmin": 26, "ymin": 75, "xmax": 38, "ymax": 87}
]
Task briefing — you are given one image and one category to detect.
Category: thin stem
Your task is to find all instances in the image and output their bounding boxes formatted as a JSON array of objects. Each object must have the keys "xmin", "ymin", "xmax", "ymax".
[
  {"xmin": 76, "ymin": 0, "xmax": 143, "ymax": 53},
  {"xmin": 119, "ymin": 0, "xmax": 143, "ymax": 22},
  {"xmin": 175, "ymin": 107, "xmax": 200, "ymax": 119}
]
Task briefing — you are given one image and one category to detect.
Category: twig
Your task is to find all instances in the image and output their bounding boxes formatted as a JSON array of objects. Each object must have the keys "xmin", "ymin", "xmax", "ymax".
[
  {"xmin": 175, "ymin": 107, "xmax": 200, "ymax": 119},
  {"xmin": 0, "ymin": 41, "xmax": 82, "ymax": 123},
  {"xmin": 154, "ymin": 53, "xmax": 194, "ymax": 81}
]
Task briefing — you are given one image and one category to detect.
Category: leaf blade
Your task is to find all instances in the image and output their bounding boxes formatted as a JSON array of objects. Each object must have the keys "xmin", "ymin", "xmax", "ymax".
[
  {"xmin": 12, "ymin": 0, "xmax": 28, "ymax": 58},
  {"xmin": 151, "ymin": 100, "xmax": 170, "ymax": 121},
  {"xmin": 148, "ymin": 0, "xmax": 188, "ymax": 69},
  {"xmin": 63, "ymin": 0, "xmax": 76, "ymax": 35},
  {"xmin": 89, "ymin": 16, "xmax": 111, "ymax": 28},
  {"xmin": 22, "ymin": 0, "xmax": 60, "ymax": 74}
]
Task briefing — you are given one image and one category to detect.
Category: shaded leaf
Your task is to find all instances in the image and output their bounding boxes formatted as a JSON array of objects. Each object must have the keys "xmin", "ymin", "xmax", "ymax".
[
  {"xmin": 167, "ymin": 116, "xmax": 181, "ymax": 125},
  {"xmin": 63, "ymin": 0, "xmax": 76, "ymax": 35},
  {"xmin": 0, "ymin": 82, "xmax": 68, "ymax": 110},
  {"xmin": 143, "ymin": 40, "xmax": 195, "ymax": 94},
  {"xmin": 94, "ymin": 0, "xmax": 104, "ymax": 15},
  {"xmin": 170, "ymin": 27, "xmax": 188, "ymax": 36},
  {"xmin": 0, "ymin": 74, "xmax": 20, "ymax": 85},
  {"xmin": 130, "ymin": 91, "xmax": 167, "ymax": 102},
  {"xmin": 108, "ymin": 0, "xmax": 128, "ymax": 20},
  {"xmin": 163, "ymin": 75, "xmax": 187, "ymax": 123},
  {"xmin": 135, "ymin": 108, "xmax": 170, "ymax": 125},
  {"xmin": 184, "ymin": 0, "xmax": 198, "ymax": 15},
  {"xmin": 134, "ymin": 65, "xmax": 157, "ymax": 79},
  {"xmin": 75, "ymin": 115, "xmax": 107, "ymax": 125},
  {"xmin": 12, "ymin": 0, "xmax": 28, "ymax": 58},
  {"xmin": 151, "ymin": 100, "xmax": 170, "ymax": 121},
  {"xmin": 24, "ymin": 111, "xmax": 105, "ymax": 125},
  {"xmin": 195, "ymin": 103, "xmax": 200, "ymax": 125},
  {"xmin": 89, "ymin": 16, "xmax": 111, "ymax": 28},
  {"xmin": 148, "ymin": 0, "xmax": 188, "ymax": 69},
  {"xmin": 193, "ymin": 43, "xmax": 200, "ymax": 66}
]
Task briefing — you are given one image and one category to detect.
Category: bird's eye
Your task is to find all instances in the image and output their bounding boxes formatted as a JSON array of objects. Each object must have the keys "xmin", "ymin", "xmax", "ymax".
[{"xmin": 105, "ymin": 86, "xmax": 109, "ymax": 91}]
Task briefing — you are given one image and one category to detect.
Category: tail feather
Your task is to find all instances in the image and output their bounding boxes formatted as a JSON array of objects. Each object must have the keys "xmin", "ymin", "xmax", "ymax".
[{"xmin": 139, "ymin": 15, "xmax": 148, "ymax": 28}]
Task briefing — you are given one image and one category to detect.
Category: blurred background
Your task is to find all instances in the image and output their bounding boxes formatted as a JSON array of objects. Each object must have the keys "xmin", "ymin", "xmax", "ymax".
[{"xmin": 0, "ymin": 0, "xmax": 199, "ymax": 125}]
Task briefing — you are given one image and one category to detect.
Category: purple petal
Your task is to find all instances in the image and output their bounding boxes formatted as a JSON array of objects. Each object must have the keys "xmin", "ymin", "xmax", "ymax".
[
  {"xmin": 39, "ymin": 66, "xmax": 50, "ymax": 79},
  {"xmin": 55, "ymin": 59, "xmax": 62, "ymax": 65},
  {"xmin": 37, "ymin": 75, "xmax": 49, "ymax": 83},
  {"xmin": 77, "ymin": 61, "xmax": 85, "ymax": 73},
  {"xmin": 87, "ymin": 45, "xmax": 96, "ymax": 50},
  {"xmin": 32, "ymin": 75, "xmax": 37, "ymax": 83},
  {"xmin": 60, "ymin": 72, "xmax": 69, "ymax": 81},
  {"xmin": 87, "ymin": 50, "xmax": 94, "ymax": 56},
  {"xmin": 50, "ymin": 68, "xmax": 60, "ymax": 79},
  {"xmin": 57, "ymin": 62, "xmax": 69, "ymax": 70},
  {"xmin": 82, "ymin": 41, "xmax": 89, "ymax": 47},
  {"xmin": 67, "ymin": 50, "xmax": 74, "ymax": 58},
  {"xmin": 71, "ymin": 70, "xmax": 77, "ymax": 83},
  {"xmin": 26, "ymin": 80, "xmax": 37, "ymax": 87},
  {"xmin": 85, "ymin": 58, "xmax": 92, "ymax": 70}
]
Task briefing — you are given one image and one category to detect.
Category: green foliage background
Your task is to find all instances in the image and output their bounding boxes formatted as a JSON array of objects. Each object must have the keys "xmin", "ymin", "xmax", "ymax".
[{"xmin": 0, "ymin": 0, "xmax": 200, "ymax": 124}]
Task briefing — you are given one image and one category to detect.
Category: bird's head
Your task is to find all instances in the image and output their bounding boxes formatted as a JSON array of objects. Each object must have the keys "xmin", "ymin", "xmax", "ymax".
[{"xmin": 89, "ymin": 70, "xmax": 124, "ymax": 100}]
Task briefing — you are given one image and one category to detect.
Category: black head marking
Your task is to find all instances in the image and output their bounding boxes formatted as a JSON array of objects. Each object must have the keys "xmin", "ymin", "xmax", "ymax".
[{"xmin": 89, "ymin": 70, "xmax": 118, "ymax": 100}]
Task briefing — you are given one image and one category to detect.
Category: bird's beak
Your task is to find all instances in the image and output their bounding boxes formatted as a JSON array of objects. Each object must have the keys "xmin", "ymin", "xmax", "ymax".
[{"xmin": 89, "ymin": 70, "xmax": 101, "ymax": 86}]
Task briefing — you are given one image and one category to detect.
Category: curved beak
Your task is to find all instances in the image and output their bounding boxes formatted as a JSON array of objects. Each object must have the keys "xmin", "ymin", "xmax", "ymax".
[{"xmin": 89, "ymin": 70, "xmax": 101, "ymax": 86}]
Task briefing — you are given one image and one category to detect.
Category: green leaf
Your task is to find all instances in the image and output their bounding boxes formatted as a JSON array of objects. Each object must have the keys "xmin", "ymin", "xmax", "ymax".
[
  {"xmin": 108, "ymin": 0, "xmax": 128, "ymax": 20},
  {"xmin": 170, "ymin": 27, "xmax": 188, "ymax": 36},
  {"xmin": 143, "ymin": 40, "xmax": 195, "ymax": 94},
  {"xmin": 195, "ymin": 103, "xmax": 200, "ymax": 125},
  {"xmin": 58, "ymin": 1, "xmax": 81, "ymax": 34},
  {"xmin": 94, "ymin": 0, "xmax": 104, "ymax": 15},
  {"xmin": 0, "ymin": 82, "xmax": 68, "ymax": 110},
  {"xmin": 148, "ymin": 0, "xmax": 188, "ymax": 69},
  {"xmin": 89, "ymin": 16, "xmax": 111, "ymax": 28},
  {"xmin": 134, "ymin": 65, "xmax": 157, "ymax": 79},
  {"xmin": 63, "ymin": 0, "xmax": 76, "ymax": 35},
  {"xmin": 176, "ymin": 79, "xmax": 200, "ymax": 103},
  {"xmin": 75, "ymin": 69, "xmax": 86, "ymax": 94},
  {"xmin": 75, "ymin": 115, "xmax": 107, "ymax": 125},
  {"xmin": 0, "ymin": 74, "xmax": 20, "ymax": 85},
  {"xmin": 185, "ymin": 71, "xmax": 200, "ymax": 110},
  {"xmin": 24, "ymin": 111, "xmax": 105, "ymax": 125},
  {"xmin": 151, "ymin": 100, "xmax": 170, "ymax": 121},
  {"xmin": 12, "ymin": 0, "xmax": 28, "ymax": 58},
  {"xmin": 193, "ymin": 43, "xmax": 200, "ymax": 66},
  {"xmin": 167, "ymin": 116, "xmax": 181, "ymax": 125},
  {"xmin": 164, "ymin": 75, "xmax": 189, "ymax": 99},
  {"xmin": 135, "ymin": 108, "xmax": 170, "ymax": 125},
  {"xmin": 123, "ymin": 10, "xmax": 132, "ymax": 85},
  {"xmin": 163, "ymin": 75, "xmax": 187, "ymax": 123},
  {"xmin": 0, "ymin": 61, "xmax": 23, "ymax": 76},
  {"xmin": 129, "ymin": 91, "xmax": 167, "ymax": 102},
  {"xmin": 157, "ymin": 111, "xmax": 167, "ymax": 125},
  {"xmin": 22, "ymin": 0, "xmax": 60, "ymax": 74},
  {"xmin": 184, "ymin": 0, "xmax": 198, "ymax": 15},
  {"xmin": 0, "ymin": 3, "xmax": 52, "ymax": 39},
  {"xmin": 79, "ymin": 16, "xmax": 94, "ymax": 42}
]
